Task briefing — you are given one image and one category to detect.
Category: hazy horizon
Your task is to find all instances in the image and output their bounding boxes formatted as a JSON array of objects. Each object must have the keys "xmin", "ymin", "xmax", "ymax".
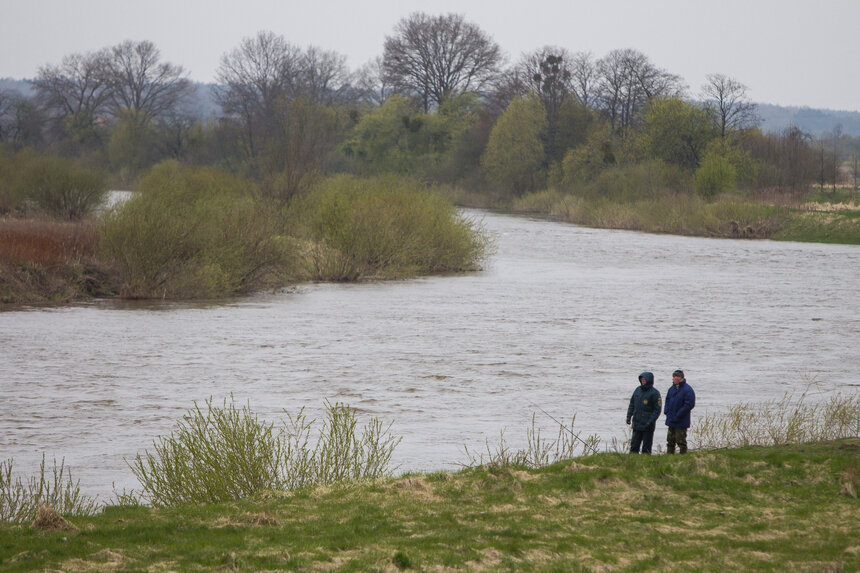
[{"xmin": 2, "ymin": 0, "xmax": 860, "ymax": 112}]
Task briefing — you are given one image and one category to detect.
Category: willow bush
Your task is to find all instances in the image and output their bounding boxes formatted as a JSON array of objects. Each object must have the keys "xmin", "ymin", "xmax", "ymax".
[
  {"xmin": 129, "ymin": 398, "xmax": 401, "ymax": 507},
  {"xmin": 18, "ymin": 155, "xmax": 107, "ymax": 219},
  {"xmin": 291, "ymin": 174, "xmax": 489, "ymax": 280},
  {"xmin": 129, "ymin": 398, "xmax": 284, "ymax": 506},
  {"xmin": 0, "ymin": 148, "xmax": 107, "ymax": 218},
  {"xmin": 100, "ymin": 161, "xmax": 296, "ymax": 298}
]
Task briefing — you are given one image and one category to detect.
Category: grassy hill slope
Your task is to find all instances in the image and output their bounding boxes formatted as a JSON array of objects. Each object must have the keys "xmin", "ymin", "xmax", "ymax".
[{"xmin": 1, "ymin": 439, "xmax": 857, "ymax": 572}]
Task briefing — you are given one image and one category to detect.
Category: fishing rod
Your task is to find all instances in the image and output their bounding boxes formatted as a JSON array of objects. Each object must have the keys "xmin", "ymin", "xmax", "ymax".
[{"xmin": 532, "ymin": 405, "xmax": 599, "ymax": 455}]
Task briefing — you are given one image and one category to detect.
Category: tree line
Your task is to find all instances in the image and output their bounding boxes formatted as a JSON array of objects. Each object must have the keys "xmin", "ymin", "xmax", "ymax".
[{"xmin": 1, "ymin": 12, "xmax": 856, "ymax": 215}]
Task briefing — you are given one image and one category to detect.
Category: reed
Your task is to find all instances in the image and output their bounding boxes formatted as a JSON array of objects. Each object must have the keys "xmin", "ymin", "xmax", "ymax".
[
  {"xmin": 281, "ymin": 401, "xmax": 402, "ymax": 489},
  {"xmin": 0, "ymin": 218, "xmax": 98, "ymax": 266},
  {"xmin": 0, "ymin": 454, "xmax": 99, "ymax": 523},
  {"xmin": 511, "ymin": 190, "xmax": 786, "ymax": 239},
  {"xmin": 693, "ymin": 388, "xmax": 860, "ymax": 450},
  {"xmin": 461, "ymin": 413, "xmax": 600, "ymax": 469}
]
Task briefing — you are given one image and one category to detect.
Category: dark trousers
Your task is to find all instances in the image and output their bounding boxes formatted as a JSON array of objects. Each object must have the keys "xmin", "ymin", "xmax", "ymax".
[
  {"xmin": 667, "ymin": 427, "xmax": 688, "ymax": 454},
  {"xmin": 630, "ymin": 429, "xmax": 655, "ymax": 454}
]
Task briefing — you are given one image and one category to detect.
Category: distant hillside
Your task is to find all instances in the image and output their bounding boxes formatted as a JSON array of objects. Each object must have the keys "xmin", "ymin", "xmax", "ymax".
[
  {"xmin": 757, "ymin": 103, "xmax": 860, "ymax": 137},
  {"xmin": 0, "ymin": 77, "xmax": 34, "ymax": 96},
  {"xmin": 0, "ymin": 78, "xmax": 218, "ymax": 120}
]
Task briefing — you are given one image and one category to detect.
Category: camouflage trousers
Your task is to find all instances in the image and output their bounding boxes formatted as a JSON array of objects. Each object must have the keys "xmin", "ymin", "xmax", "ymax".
[{"xmin": 666, "ymin": 427, "xmax": 688, "ymax": 454}]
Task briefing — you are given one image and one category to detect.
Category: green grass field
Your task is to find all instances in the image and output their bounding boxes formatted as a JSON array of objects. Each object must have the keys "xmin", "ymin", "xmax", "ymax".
[{"xmin": 2, "ymin": 439, "xmax": 857, "ymax": 572}]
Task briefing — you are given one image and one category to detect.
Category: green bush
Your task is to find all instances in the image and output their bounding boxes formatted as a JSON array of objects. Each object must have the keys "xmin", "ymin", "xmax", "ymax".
[
  {"xmin": 100, "ymin": 161, "xmax": 295, "ymax": 298},
  {"xmin": 481, "ymin": 95, "xmax": 547, "ymax": 196},
  {"xmin": 12, "ymin": 152, "xmax": 107, "ymax": 219},
  {"xmin": 575, "ymin": 160, "xmax": 691, "ymax": 202},
  {"xmin": 696, "ymin": 153, "xmax": 737, "ymax": 197},
  {"xmin": 129, "ymin": 398, "xmax": 284, "ymax": 506},
  {"xmin": 281, "ymin": 400, "xmax": 402, "ymax": 490},
  {"xmin": 292, "ymin": 174, "xmax": 489, "ymax": 280},
  {"xmin": 129, "ymin": 398, "xmax": 401, "ymax": 506}
]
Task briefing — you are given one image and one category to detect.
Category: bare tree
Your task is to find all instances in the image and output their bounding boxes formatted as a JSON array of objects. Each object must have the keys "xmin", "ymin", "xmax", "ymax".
[
  {"xmin": 0, "ymin": 91, "xmax": 45, "ymax": 147},
  {"xmin": 569, "ymin": 52, "xmax": 599, "ymax": 108},
  {"xmin": 511, "ymin": 47, "xmax": 576, "ymax": 161},
  {"xmin": 485, "ymin": 67, "xmax": 529, "ymax": 118},
  {"xmin": 518, "ymin": 47, "xmax": 574, "ymax": 107},
  {"xmin": 0, "ymin": 89, "xmax": 15, "ymax": 142},
  {"xmin": 596, "ymin": 48, "xmax": 684, "ymax": 135},
  {"xmin": 32, "ymin": 49, "xmax": 112, "ymax": 143},
  {"xmin": 354, "ymin": 57, "xmax": 392, "ymax": 106},
  {"xmin": 301, "ymin": 46, "xmax": 352, "ymax": 104},
  {"xmin": 852, "ymin": 152, "xmax": 859, "ymax": 194},
  {"xmin": 264, "ymin": 97, "xmax": 338, "ymax": 200},
  {"xmin": 383, "ymin": 12, "xmax": 502, "ymax": 111},
  {"xmin": 215, "ymin": 31, "xmax": 305, "ymax": 164},
  {"xmin": 104, "ymin": 40, "xmax": 193, "ymax": 126},
  {"xmin": 701, "ymin": 73, "xmax": 759, "ymax": 137},
  {"xmin": 830, "ymin": 124, "xmax": 842, "ymax": 193}
]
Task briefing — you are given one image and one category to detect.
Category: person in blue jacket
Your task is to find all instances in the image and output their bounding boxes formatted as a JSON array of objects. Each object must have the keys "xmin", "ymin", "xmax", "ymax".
[
  {"xmin": 664, "ymin": 369, "xmax": 695, "ymax": 454},
  {"xmin": 626, "ymin": 371, "xmax": 662, "ymax": 454}
]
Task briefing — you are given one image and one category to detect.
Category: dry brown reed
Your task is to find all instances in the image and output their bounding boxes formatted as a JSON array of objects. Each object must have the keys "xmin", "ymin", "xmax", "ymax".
[
  {"xmin": 31, "ymin": 505, "xmax": 76, "ymax": 531},
  {"xmin": 0, "ymin": 218, "xmax": 98, "ymax": 266}
]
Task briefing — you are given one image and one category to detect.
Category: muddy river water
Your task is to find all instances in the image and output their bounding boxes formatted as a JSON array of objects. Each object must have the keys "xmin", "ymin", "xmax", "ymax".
[{"xmin": 1, "ymin": 210, "xmax": 858, "ymax": 498}]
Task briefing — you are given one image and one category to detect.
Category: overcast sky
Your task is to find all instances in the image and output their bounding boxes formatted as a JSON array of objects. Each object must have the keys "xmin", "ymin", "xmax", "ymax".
[{"xmin": 2, "ymin": 0, "xmax": 859, "ymax": 111}]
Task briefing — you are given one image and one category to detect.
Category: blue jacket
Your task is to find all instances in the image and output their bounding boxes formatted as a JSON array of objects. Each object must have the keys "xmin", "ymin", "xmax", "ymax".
[
  {"xmin": 627, "ymin": 372, "xmax": 662, "ymax": 431},
  {"xmin": 664, "ymin": 379, "xmax": 695, "ymax": 429}
]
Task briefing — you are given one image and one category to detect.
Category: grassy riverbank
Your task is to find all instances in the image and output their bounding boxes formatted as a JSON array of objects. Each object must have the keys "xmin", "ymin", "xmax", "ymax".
[
  {"xmin": 505, "ymin": 187, "xmax": 860, "ymax": 244},
  {"xmin": 0, "ymin": 164, "xmax": 489, "ymax": 305},
  {"xmin": 0, "ymin": 218, "xmax": 118, "ymax": 304},
  {"xmin": 1, "ymin": 439, "xmax": 857, "ymax": 571}
]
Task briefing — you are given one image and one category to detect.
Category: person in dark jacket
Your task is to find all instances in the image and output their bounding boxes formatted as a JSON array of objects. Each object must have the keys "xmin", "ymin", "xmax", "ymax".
[
  {"xmin": 664, "ymin": 369, "xmax": 695, "ymax": 454},
  {"xmin": 626, "ymin": 371, "xmax": 662, "ymax": 454}
]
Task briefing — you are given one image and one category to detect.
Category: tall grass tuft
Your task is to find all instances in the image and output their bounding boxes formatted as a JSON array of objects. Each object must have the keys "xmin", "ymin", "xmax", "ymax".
[
  {"xmin": 461, "ymin": 413, "xmax": 600, "ymax": 469},
  {"xmin": 0, "ymin": 454, "xmax": 99, "ymax": 523},
  {"xmin": 129, "ymin": 398, "xmax": 401, "ymax": 506},
  {"xmin": 693, "ymin": 388, "xmax": 860, "ymax": 450},
  {"xmin": 281, "ymin": 401, "xmax": 402, "ymax": 489}
]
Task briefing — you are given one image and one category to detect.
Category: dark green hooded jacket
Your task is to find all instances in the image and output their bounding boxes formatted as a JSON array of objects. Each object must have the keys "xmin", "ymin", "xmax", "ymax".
[{"xmin": 626, "ymin": 372, "xmax": 662, "ymax": 432}]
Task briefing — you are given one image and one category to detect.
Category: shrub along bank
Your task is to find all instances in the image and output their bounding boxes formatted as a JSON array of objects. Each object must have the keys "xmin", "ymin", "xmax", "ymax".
[{"xmin": 290, "ymin": 174, "xmax": 488, "ymax": 281}]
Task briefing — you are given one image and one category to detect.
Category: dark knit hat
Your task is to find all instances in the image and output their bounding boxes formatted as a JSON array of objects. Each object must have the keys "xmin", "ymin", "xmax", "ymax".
[{"xmin": 672, "ymin": 369, "xmax": 685, "ymax": 378}]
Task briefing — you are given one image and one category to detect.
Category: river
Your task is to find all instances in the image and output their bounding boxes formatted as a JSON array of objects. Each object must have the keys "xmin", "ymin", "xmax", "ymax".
[{"xmin": 1, "ymin": 210, "xmax": 858, "ymax": 499}]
